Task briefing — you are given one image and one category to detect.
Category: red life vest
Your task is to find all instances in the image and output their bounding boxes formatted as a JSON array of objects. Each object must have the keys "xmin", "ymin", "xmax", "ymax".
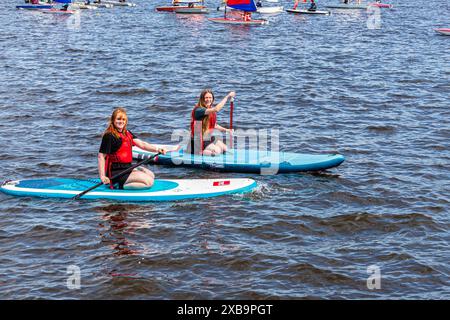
[
  {"xmin": 190, "ymin": 106, "xmax": 217, "ymax": 153},
  {"xmin": 105, "ymin": 131, "xmax": 135, "ymax": 188}
]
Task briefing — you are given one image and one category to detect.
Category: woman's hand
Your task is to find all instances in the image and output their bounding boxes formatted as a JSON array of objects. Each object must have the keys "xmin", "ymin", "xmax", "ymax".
[
  {"xmin": 228, "ymin": 91, "xmax": 236, "ymax": 99},
  {"xmin": 100, "ymin": 175, "xmax": 110, "ymax": 185},
  {"xmin": 158, "ymin": 148, "xmax": 167, "ymax": 155}
]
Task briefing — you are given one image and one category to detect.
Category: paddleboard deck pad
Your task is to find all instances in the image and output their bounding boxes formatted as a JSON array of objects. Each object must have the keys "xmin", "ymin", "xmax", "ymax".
[
  {"xmin": 0, "ymin": 178, "xmax": 257, "ymax": 202},
  {"xmin": 132, "ymin": 145, "xmax": 345, "ymax": 174}
]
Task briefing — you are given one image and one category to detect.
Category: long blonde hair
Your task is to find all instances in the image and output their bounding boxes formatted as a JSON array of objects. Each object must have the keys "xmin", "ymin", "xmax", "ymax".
[
  {"xmin": 195, "ymin": 89, "xmax": 215, "ymax": 135},
  {"xmin": 104, "ymin": 107, "xmax": 128, "ymax": 138}
]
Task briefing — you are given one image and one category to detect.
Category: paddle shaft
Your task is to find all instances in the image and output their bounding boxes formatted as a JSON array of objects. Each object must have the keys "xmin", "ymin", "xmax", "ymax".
[
  {"xmin": 72, "ymin": 152, "xmax": 161, "ymax": 200},
  {"xmin": 229, "ymin": 97, "xmax": 234, "ymax": 149}
]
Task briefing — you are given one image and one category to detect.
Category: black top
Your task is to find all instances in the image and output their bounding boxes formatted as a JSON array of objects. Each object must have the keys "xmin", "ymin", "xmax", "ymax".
[
  {"xmin": 194, "ymin": 107, "xmax": 207, "ymax": 121},
  {"xmin": 99, "ymin": 130, "xmax": 136, "ymax": 155}
]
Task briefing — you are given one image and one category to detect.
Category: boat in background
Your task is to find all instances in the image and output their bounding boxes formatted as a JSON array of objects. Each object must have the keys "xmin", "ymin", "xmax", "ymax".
[
  {"xmin": 369, "ymin": 2, "xmax": 393, "ymax": 8},
  {"xmin": 325, "ymin": 1, "xmax": 392, "ymax": 9},
  {"xmin": 69, "ymin": 2, "xmax": 99, "ymax": 9},
  {"xmin": 209, "ymin": 0, "xmax": 267, "ymax": 25},
  {"xmin": 286, "ymin": 0, "xmax": 330, "ymax": 15},
  {"xmin": 16, "ymin": 0, "xmax": 55, "ymax": 10},
  {"xmin": 435, "ymin": 28, "xmax": 450, "ymax": 36},
  {"xmin": 39, "ymin": 8, "xmax": 77, "ymax": 14},
  {"xmin": 101, "ymin": 0, "xmax": 136, "ymax": 6},
  {"xmin": 325, "ymin": 3, "xmax": 367, "ymax": 9},
  {"xmin": 217, "ymin": 0, "xmax": 283, "ymax": 14},
  {"xmin": 286, "ymin": 8, "xmax": 330, "ymax": 15},
  {"xmin": 156, "ymin": 0, "xmax": 209, "ymax": 14}
]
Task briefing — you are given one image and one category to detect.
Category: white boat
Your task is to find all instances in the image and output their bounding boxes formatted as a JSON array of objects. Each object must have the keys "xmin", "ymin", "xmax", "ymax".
[
  {"xmin": 101, "ymin": 0, "xmax": 136, "ymax": 6},
  {"xmin": 70, "ymin": 2, "xmax": 98, "ymax": 9},
  {"xmin": 89, "ymin": 1, "xmax": 114, "ymax": 7},
  {"xmin": 286, "ymin": 8, "xmax": 331, "ymax": 15}
]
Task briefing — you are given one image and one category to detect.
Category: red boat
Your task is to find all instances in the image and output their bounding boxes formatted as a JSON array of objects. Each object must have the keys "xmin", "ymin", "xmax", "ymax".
[
  {"xmin": 435, "ymin": 28, "xmax": 450, "ymax": 36},
  {"xmin": 208, "ymin": 0, "xmax": 267, "ymax": 25}
]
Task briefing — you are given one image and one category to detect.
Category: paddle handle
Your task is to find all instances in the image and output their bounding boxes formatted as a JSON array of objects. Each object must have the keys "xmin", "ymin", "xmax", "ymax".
[{"xmin": 72, "ymin": 152, "xmax": 161, "ymax": 200}]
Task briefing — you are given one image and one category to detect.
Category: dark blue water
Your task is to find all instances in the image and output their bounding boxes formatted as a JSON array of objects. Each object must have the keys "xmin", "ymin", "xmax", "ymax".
[{"xmin": 0, "ymin": 0, "xmax": 449, "ymax": 299}]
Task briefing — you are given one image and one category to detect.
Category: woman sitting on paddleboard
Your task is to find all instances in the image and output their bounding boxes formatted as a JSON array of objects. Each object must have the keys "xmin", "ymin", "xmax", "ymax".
[
  {"xmin": 189, "ymin": 89, "xmax": 235, "ymax": 156},
  {"xmin": 98, "ymin": 107, "xmax": 166, "ymax": 189}
]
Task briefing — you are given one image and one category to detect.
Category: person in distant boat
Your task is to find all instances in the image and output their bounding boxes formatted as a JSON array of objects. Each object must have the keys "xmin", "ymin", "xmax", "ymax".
[
  {"xmin": 62, "ymin": 3, "xmax": 69, "ymax": 10},
  {"xmin": 189, "ymin": 89, "xmax": 235, "ymax": 156},
  {"xmin": 98, "ymin": 107, "xmax": 166, "ymax": 190},
  {"xmin": 343, "ymin": 0, "xmax": 349, "ymax": 4},
  {"xmin": 31, "ymin": 0, "xmax": 39, "ymax": 4},
  {"xmin": 242, "ymin": 11, "xmax": 252, "ymax": 21},
  {"xmin": 308, "ymin": 0, "xmax": 317, "ymax": 11},
  {"xmin": 256, "ymin": 0, "xmax": 262, "ymax": 7}
]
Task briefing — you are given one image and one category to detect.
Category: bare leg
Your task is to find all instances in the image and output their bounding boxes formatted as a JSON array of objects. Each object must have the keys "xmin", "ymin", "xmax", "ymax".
[
  {"xmin": 215, "ymin": 140, "xmax": 228, "ymax": 153},
  {"xmin": 123, "ymin": 169, "xmax": 154, "ymax": 189},
  {"xmin": 203, "ymin": 144, "xmax": 221, "ymax": 156}
]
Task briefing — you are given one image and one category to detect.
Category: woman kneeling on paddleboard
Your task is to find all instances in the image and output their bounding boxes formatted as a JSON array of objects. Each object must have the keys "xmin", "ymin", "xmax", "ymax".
[
  {"xmin": 188, "ymin": 89, "xmax": 235, "ymax": 156},
  {"xmin": 98, "ymin": 107, "xmax": 166, "ymax": 189}
]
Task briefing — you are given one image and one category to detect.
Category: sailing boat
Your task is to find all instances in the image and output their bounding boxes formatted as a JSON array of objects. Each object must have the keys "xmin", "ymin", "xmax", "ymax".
[
  {"xmin": 209, "ymin": 0, "xmax": 267, "ymax": 25},
  {"xmin": 156, "ymin": 0, "xmax": 209, "ymax": 14}
]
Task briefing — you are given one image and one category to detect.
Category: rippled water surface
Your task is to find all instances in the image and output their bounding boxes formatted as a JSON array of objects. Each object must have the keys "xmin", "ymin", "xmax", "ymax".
[{"xmin": 0, "ymin": 0, "xmax": 449, "ymax": 299}]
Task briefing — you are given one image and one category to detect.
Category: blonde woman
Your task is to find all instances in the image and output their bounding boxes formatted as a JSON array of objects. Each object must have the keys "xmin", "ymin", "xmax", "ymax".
[{"xmin": 98, "ymin": 107, "xmax": 166, "ymax": 189}]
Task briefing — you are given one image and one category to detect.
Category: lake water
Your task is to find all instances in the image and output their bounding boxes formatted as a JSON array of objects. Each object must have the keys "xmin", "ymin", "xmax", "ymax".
[{"xmin": 0, "ymin": 0, "xmax": 449, "ymax": 299}]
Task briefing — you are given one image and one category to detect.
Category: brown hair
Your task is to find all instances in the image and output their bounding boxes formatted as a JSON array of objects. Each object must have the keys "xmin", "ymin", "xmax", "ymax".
[
  {"xmin": 104, "ymin": 107, "xmax": 128, "ymax": 138},
  {"xmin": 195, "ymin": 89, "xmax": 215, "ymax": 135}
]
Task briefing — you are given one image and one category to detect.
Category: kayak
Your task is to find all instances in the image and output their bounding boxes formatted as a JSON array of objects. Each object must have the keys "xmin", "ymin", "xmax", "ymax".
[
  {"xmin": 132, "ymin": 145, "xmax": 345, "ymax": 173},
  {"xmin": 16, "ymin": 5, "xmax": 54, "ymax": 10},
  {"xmin": 435, "ymin": 28, "xmax": 450, "ymax": 36},
  {"xmin": 209, "ymin": 17, "xmax": 268, "ymax": 25},
  {"xmin": 286, "ymin": 9, "xmax": 331, "ymax": 15},
  {"xmin": 325, "ymin": 3, "xmax": 367, "ymax": 9},
  {"xmin": 0, "ymin": 178, "xmax": 257, "ymax": 202},
  {"xmin": 101, "ymin": 0, "xmax": 136, "ymax": 6},
  {"xmin": 156, "ymin": 6, "xmax": 209, "ymax": 14},
  {"xmin": 216, "ymin": 6, "xmax": 284, "ymax": 14}
]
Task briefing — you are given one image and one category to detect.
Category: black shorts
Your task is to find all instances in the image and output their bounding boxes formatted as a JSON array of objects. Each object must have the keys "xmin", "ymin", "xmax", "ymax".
[{"xmin": 109, "ymin": 163, "xmax": 132, "ymax": 189}]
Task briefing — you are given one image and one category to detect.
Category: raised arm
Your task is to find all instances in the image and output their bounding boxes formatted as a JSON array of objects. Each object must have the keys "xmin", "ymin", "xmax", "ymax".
[{"xmin": 204, "ymin": 91, "xmax": 236, "ymax": 115}]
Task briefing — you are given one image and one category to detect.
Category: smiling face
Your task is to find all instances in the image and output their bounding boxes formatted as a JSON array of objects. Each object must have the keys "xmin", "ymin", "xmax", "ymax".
[
  {"xmin": 203, "ymin": 92, "xmax": 214, "ymax": 108},
  {"xmin": 113, "ymin": 111, "xmax": 127, "ymax": 132}
]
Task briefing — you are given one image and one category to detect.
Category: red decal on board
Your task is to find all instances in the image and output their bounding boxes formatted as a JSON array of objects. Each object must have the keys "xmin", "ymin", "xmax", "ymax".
[{"xmin": 213, "ymin": 180, "xmax": 231, "ymax": 186}]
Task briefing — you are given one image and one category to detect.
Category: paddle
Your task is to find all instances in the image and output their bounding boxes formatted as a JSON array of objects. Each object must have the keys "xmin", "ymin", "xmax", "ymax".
[
  {"xmin": 72, "ymin": 152, "xmax": 162, "ymax": 200},
  {"xmin": 229, "ymin": 97, "xmax": 234, "ymax": 149}
]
